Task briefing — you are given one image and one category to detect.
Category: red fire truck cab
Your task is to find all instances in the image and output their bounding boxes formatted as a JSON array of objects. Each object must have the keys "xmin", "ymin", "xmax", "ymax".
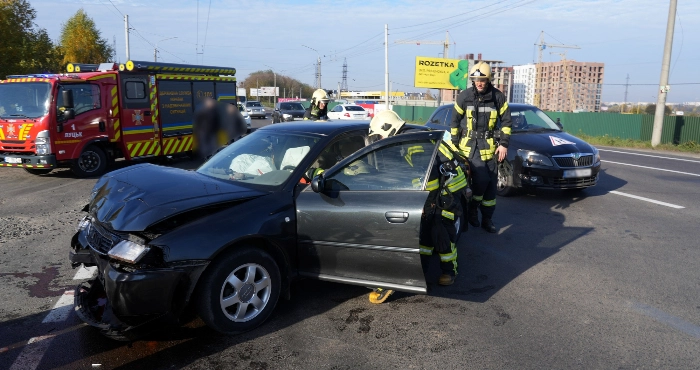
[{"xmin": 0, "ymin": 60, "xmax": 237, "ymax": 177}]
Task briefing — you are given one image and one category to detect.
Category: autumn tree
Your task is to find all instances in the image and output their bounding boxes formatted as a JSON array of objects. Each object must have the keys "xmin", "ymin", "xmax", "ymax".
[
  {"xmin": 240, "ymin": 70, "xmax": 314, "ymax": 101},
  {"xmin": 59, "ymin": 9, "xmax": 113, "ymax": 67},
  {"xmin": 644, "ymin": 104, "xmax": 671, "ymax": 115},
  {"xmin": 0, "ymin": 0, "xmax": 61, "ymax": 78}
]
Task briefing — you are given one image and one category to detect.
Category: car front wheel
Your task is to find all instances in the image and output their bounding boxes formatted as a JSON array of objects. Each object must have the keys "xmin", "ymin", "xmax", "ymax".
[
  {"xmin": 196, "ymin": 247, "xmax": 281, "ymax": 335},
  {"xmin": 497, "ymin": 160, "xmax": 517, "ymax": 197},
  {"xmin": 72, "ymin": 145, "xmax": 107, "ymax": 177}
]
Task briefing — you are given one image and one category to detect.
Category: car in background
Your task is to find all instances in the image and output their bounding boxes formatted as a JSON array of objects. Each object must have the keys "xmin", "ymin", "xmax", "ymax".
[
  {"xmin": 245, "ymin": 101, "xmax": 266, "ymax": 119},
  {"xmin": 237, "ymin": 102, "xmax": 252, "ymax": 132},
  {"xmin": 425, "ymin": 103, "xmax": 601, "ymax": 196},
  {"xmin": 328, "ymin": 104, "xmax": 369, "ymax": 120},
  {"xmin": 69, "ymin": 120, "xmax": 470, "ymax": 340},
  {"xmin": 272, "ymin": 101, "xmax": 306, "ymax": 123}
]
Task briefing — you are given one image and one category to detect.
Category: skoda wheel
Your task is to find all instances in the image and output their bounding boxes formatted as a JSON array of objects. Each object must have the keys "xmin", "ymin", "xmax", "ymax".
[
  {"xmin": 72, "ymin": 145, "xmax": 107, "ymax": 178},
  {"xmin": 497, "ymin": 160, "xmax": 516, "ymax": 197},
  {"xmin": 196, "ymin": 247, "xmax": 281, "ymax": 335}
]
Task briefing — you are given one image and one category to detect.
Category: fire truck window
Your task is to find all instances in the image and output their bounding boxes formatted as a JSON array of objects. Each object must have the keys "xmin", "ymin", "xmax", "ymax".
[
  {"xmin": 60, "ymin": 84, "xmax": 101, "ymax": 116},
  {"xmin": 125, "ymin": 81, "xmax": 146, "ymax": 99}
]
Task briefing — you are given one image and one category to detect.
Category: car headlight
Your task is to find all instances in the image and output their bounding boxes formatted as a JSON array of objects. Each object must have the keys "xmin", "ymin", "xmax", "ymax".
[
  {"xmin": 246, "ymin": 109, "xmax": 251, "ymax": 112},
  {"xmin": 108, "ymin": 237, "xmax": 150, "ymax": 264},
  {"xmin": 518, "ymin": 149, "xmax": 553, "ymax": 167},
  {"xmin": 76, "ymin": 215, "xmax": 91, "ymax": 232},
  {"xmin": 282, "ymin": 113, "xmax": 292, "ymax": 119},
  {"xmin": 592, "ymin": 146, "xmax": 601, "ymax": 163},
  {"xmin": 35, "ymin": 130, "xmax": 51, "ymax": 155}
]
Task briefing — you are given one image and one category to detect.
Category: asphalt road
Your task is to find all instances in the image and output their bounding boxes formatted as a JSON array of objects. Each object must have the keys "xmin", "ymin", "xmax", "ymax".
[{"xmin": 1, "ymin": 135, "xmax": 700, "ymax": 369}]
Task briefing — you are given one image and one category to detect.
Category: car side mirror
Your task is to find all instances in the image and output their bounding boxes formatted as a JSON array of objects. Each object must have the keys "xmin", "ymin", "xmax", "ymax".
[
  {"xmin": 61, "ymin": 90, "xmax": 74, "ymax": 109},
  {"xmin": 311, "ymin": 174, "xmax": 325, "ymax": 193}
]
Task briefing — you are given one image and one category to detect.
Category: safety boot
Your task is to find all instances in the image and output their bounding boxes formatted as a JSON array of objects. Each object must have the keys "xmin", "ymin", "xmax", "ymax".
[
  {"xmin": 481, "ymin": 218, "xmax": 497, "ymax": 233},
  {"xmin": 369, "ymin": 288, "xmax": 394, "ymax": 304},
  {"xmin": 468, "ymin": 206, "xmax": 480, "ymax": 227},
  {"xmin": 438, "ymin": 274, "xmax": 456, "ymax": 286}
]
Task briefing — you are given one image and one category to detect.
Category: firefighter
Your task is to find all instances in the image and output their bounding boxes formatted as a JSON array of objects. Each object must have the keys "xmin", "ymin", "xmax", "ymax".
[
  {"xmin": 304, "ymin": 89, "xmax": 330, "ymax": 121},
  {"xmin": 367, "ymin": 111, "xmax": 468, "ymax": 304},
  {"xmin": 449, "ymin": 61, "xmax": 512, "ymax": 234}
]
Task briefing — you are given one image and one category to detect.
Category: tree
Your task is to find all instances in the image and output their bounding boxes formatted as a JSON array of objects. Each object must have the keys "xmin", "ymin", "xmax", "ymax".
[
  {"xmin": 644, "ymin": 104, "xmax": 672, "ymax": 115},
  {"xmin": 59, "ymin": 9, "xmax": 113, "ymax": 67},
  {"xmin": 0, "ymin": 0, "xmax": 60, "ymax": 78},
  {"xmin": 240, "ymin": 70, "xmax": 314, "ymax": 101}
]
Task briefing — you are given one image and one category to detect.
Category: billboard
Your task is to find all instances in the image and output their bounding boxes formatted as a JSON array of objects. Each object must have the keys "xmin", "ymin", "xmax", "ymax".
[{"xmin": 414, "ymin": 57, "xmax": 469, "ymax": 90}]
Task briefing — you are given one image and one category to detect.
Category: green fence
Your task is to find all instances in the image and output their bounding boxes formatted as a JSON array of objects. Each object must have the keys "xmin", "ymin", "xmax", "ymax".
[
  {"xmin": 545, "ymin": 112, "xmax": 700, "ymax": 145},
  {"xmin": 392, "ymin": 105, "xmax": 437, "ymax": 123}
]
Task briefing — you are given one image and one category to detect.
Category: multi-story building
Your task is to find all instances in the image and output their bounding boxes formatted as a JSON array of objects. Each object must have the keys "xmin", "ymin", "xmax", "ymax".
[
  {"xmin": 512, "ymin": 64, "xmax": 536, "ymax": 105},
  {"xmin": 536, "ymin": 60, "xmax": 604, "ymax": 112},
  {"xmin": 440, "ymin": 53, "xmax": 513, "ymax": 103}
]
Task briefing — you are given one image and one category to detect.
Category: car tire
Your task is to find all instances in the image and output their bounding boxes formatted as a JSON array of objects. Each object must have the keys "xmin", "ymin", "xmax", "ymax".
[
  {"xmin": 496, "ymin": 160, "xmax": 517, "ymax": 197},
  {"xmin": 24, "ymin": 168, "xmax": 53, "ymax": 175},
  {"xmin": 196, "ymin": 247, "xmax": 281, "ymax": 335},
  {"xmin": 71, "ymin": 145, "xmax": 107, "ymax": 178}
]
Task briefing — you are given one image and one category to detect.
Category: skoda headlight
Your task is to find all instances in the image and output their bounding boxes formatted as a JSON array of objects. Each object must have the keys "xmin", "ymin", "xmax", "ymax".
[
  {"xmin": 593, "ymin": 146, "xmax": 601, "ymax": 163},
  {"xmin": 35, "ymin": 130, "xmax": 51, "ymax": 155},
  {"xmin": 518, "ymin": 149, "xmax": 553, "ymax": 167},
  {"xmin": 108, "ymin": 237, "xmax": 150, "ymax": 264}
]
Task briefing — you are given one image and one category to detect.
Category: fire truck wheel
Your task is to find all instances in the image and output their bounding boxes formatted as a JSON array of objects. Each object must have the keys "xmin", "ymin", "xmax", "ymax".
[
  {"xmin": 72, "ymin": 145, "xmax": 107, "ymax": 178},
  {"xmin": 24, "ymin": 168, "xmax": 53, "ymax": 176}
]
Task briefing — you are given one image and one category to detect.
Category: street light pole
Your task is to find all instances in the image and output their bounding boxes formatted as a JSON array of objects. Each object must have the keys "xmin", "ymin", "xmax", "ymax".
[
  {"xmin": 263, "ymin": 64, "xmax": 277, "ymax": 106},
  {"xmin": 154, "ymin": 37, "xmax": 177, "ymax": 62}
]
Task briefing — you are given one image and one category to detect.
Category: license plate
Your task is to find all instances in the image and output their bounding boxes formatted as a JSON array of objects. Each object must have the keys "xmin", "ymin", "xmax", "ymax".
[
  {"xmin": 563, "ymin": 168, "xmax": 591, "ymax": 178},
  {"xmin": 5, "ymin": 157, "xmax": 22, "ymax": 164}
]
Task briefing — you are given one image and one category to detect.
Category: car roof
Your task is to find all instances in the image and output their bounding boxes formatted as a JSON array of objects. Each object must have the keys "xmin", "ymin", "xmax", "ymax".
[{"xmin": 257, "ymin": 120, "xmax": 426, "ymax": 136}]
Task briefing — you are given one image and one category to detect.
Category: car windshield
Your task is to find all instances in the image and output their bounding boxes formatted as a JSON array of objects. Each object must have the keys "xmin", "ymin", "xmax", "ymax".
[
  {"xmin": 0, "ymin": 82, "xmax": 52, "ymax": 118},
  {"xmin": 280, "ymin": 103, "xmax": 304, "ymax": 110},
  {"xmin": 510, "ymin": 106, "xmax": 561, "ymax": 132},
  {"xmin": 197, "ymin": 130, "xmax": 322, "ymax": 187},
  {"xmin": 247, "ymin": 102, "xmax": 262, "ymax": 107},
  {"xmin": 345, "ymin": 106, "xmax": 365, "ymax": 112}
]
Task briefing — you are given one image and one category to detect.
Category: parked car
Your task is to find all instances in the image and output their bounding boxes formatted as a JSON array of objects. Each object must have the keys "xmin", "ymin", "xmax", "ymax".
[
  {"xmin": 425, "ymin": 103, "xmax": 601, "ymax": 196},
  {"xmin": 328, "ymin": 104, "xmax": 370, "ymax": 120},
  {"xmin": 245, "ymin": 100, "xmax": 266, "ymax": 119},
  {"xmin": 237, "ymin": 102, "xmax": 252, "ymax": 132},
  {"xmin": 69, "ymin": 120, "xmax": 470, "ymax": 340},
  {"xmin": 272, "ymin": 102, "xmax": 306, "ymax": 123}
]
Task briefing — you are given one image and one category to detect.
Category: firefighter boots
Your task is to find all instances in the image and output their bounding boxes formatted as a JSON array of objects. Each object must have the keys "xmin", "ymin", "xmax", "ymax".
[
  {"xmin": 438, "ymin": 274, "xmax": 456, "ymax": 286},
  {"xmin": 482, "ymin": 218, "xmax": 497, "ymax": 233},
  {"xmin": 468, "ymin": 206, "xmax": 480, "ymax": 227},
  {"xmin": 369, "ymin": 288, "xmax": 394, "ymax": 304}
]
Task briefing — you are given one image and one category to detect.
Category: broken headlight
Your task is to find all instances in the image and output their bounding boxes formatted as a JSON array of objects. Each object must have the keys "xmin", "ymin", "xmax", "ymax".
[{"xmin": 108, "ymin": 237, "xmax": 150, "ymax": 264}]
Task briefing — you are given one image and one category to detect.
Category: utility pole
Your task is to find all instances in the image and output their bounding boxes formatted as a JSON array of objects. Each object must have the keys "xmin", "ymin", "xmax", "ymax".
[
  {"xmin": 652, "ymin": 0, "xmax": 677, "ymax": 147},
  {"xmin": 385, "ymin": 24, "xmax": 389, "ymax": 110},
  {"xmin": 624, "ymin": 74, "xmax": 630, "ymax": 106},
  {"xmin": 396, "ymin": 31, "xmax": 450, "ymax": 107},
  {"xmin": 124, "ymin": 15, "xmax": 130, "ymax": 61}
]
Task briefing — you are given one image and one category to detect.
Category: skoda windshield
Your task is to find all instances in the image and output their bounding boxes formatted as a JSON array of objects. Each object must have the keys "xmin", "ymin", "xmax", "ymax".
[
  {"xmin": 0, "ymin": 82, "xmax": 52, "ymax": 119},
  {"xmin": 510, "ymin": 106, "xmax": 561, "ymax": 132},
  {"xmin": 197, "ymin": 130, "xmax": 321, "ymax": 187}
]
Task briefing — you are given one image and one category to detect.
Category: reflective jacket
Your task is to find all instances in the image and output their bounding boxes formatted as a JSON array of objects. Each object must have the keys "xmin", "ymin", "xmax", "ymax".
[
  {"xmin": 405, "ymin": 141, "xmax": 467, "ymax": 196},
  {"xmin": 450, "ymin": 85, "xmax": 512, "ymax": 161},
  {"xmin": 303, "ymin": 105, "xmax": 328, "ymax": 121}
]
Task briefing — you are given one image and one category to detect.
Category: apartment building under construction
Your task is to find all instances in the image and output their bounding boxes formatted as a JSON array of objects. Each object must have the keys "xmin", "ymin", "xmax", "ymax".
[{"xmin": 537, "ymin": 60, "xmax": 604, "ymax": 112}]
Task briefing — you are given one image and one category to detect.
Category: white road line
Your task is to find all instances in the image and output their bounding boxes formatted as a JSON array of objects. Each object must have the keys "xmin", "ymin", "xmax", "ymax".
[
  {"xmin": 631, "ymin": 302, "xmax": 700, "ymax": 339},
  {"xmin": 609, "ymin": 190, "xmax": 685, "ymax": 209},
  {"xmin": 9, "ymin": 291, "xmax": 74, "ymax": 370},
  {"xmin": 72, "ymin": 266, "xmax": 97, "ymax": 280},
  {"xmin": 603, "ymin": 160, "xmax": 700, "ymax": 177},
  {"xmin": 8, "ymin": 335, "xmax": 55, "ymax": 370},
  {"xmin": 600, "ymin": 149, "xmax": 700, "ymax": 164}
]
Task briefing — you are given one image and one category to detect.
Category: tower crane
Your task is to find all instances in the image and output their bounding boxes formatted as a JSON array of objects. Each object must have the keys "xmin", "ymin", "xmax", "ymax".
[{"xmin": 533, "ymin": 31, "xmax": 580, "ymax": 108}]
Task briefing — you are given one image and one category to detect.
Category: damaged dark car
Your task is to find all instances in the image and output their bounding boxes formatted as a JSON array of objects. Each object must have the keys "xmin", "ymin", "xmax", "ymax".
[{"xmin": 70, "ymin": 121, "xmax": 469, "ymax": 340}]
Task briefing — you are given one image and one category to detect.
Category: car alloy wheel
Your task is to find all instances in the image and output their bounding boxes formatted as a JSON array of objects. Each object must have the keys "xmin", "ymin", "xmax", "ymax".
[
  {"xmin": 496, "ymin": 160, "xmax": 516, "ymax": 197},
  {"xmin": 219, "ymin": 263, "xmax": 272, "ymax": 322}
]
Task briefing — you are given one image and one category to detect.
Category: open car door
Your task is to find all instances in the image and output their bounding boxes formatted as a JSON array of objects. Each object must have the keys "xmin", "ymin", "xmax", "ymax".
[{"xmin": 295, "ymin": 130, "xmax": 444, "ymax": 294}]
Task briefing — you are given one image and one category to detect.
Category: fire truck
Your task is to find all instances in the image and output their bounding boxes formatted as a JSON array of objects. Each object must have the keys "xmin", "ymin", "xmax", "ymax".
[{"xmin": 0, "ymin": 60, "xmax": 237, "ymax": 177}]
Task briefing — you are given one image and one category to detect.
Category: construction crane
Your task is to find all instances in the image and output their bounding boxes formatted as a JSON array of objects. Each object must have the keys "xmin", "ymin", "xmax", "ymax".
[
  {"xmin": 551, "ymin": 52, "xmax": 576, "ymax": 112},
  {"xmin": 396, "ymin": 31, "xmax": 452, "ymax": 104},
  {"xmin": 533, "ymin": 31, "xmax": 580, "ymax": 108}
]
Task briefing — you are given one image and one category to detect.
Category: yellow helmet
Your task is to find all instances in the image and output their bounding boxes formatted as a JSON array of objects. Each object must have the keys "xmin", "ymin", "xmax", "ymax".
[
  {"xmin": 311, "ymin": 89, "xmax": 330, "ymax": 106},
  {"xmin": 469, "ymin": 62, "xmax": 492, "ymax": 80},
  {"xmin": 369, "ymin": 110, "xmax": 405, "ymax": 139}
]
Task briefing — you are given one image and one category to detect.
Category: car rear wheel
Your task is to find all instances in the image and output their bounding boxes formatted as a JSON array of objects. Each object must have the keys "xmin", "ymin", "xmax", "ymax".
[
  {"xmin": 71, "ymin": 145, "xmax": 107, "ymax": 178},
  {"xmin": 24, "ymin": 168, "xmax": 53, "ymax": 175},
  {"xmin": 497, "ymin": 160, "xmax": 517, "ymax": 197},
  {"xmin": 196, "ymin": 247, "xmax": 281, "ymax": 335}
]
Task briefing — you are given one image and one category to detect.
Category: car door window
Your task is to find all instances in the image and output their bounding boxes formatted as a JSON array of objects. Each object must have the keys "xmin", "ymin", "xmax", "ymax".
[
  {"xmin": 306, "ymin": 132, "xmax": 366, "ymax": 177},
  {"xmin": 326, "ymin": 138, "xmax": 435, "ymax": 191},
  {"xmin": 430, "ymin": 107, "xmax": 448, "ymax": 125},
  {"xmin": 443, "ymin": 107, "xmax": 453, "ymax": 126}
]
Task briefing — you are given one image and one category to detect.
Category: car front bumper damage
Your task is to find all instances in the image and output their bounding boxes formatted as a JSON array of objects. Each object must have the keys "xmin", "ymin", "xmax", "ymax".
[{"xmin": 70, "ymin": 229, "xmax": 209, "ymax": 340}]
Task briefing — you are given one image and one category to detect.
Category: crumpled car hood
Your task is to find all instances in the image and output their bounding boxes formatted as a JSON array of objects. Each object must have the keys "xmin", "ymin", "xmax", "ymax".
[{"xmin": 88, "ymin": 164, "xmax": 266, "ymax": 232}]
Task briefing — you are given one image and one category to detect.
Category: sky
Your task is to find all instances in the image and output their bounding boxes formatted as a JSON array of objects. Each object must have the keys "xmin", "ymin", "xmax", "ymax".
[{"xmin": 29, "ymin": 0, "xmax": 700, "ymax": 104}]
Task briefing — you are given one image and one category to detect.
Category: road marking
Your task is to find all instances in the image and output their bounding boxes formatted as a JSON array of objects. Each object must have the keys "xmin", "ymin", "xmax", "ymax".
[
  {"xmin": 9, "ymin": 291, "xmax": 74, "ymax": 370},
  {"xmin": 603, "ymin": 160, "xmax": 700, "ymax": 177},
  {"xmin": 72, "ymin": 266, "xmax": 97, "ymax": 280},
  {"xmin": 631, "ymin": 302, "xmax": 700, "ymax": 339},
  {"xmin": 600, "ymin": 149, "xmax": 700, "ymax": 164},
  {"xmin": 609, "ymin": 190, "xmax": 685, "ymax": 209}
]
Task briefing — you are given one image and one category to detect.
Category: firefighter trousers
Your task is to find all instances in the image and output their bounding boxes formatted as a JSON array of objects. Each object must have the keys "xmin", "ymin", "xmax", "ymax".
[
  {"xmin": 469, "ymin": 153, "xmax": 497, "ymax": 220},
  {"xmin": 419, "ymin": 193, "xmax": 461, "ymax": 277}
]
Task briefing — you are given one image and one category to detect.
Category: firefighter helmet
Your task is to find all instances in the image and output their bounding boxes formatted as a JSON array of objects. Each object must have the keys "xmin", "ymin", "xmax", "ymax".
[
  {"xmin": 311, "ymin": 89, "xmax": 330, "ymax": 106},
  {"xmin": 369, "ymin": 110, "xmax": 405, "ymax": 139},
  {"xmin": 469, "ymin": 62, "xmax": 492, "ymax": 80}
]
